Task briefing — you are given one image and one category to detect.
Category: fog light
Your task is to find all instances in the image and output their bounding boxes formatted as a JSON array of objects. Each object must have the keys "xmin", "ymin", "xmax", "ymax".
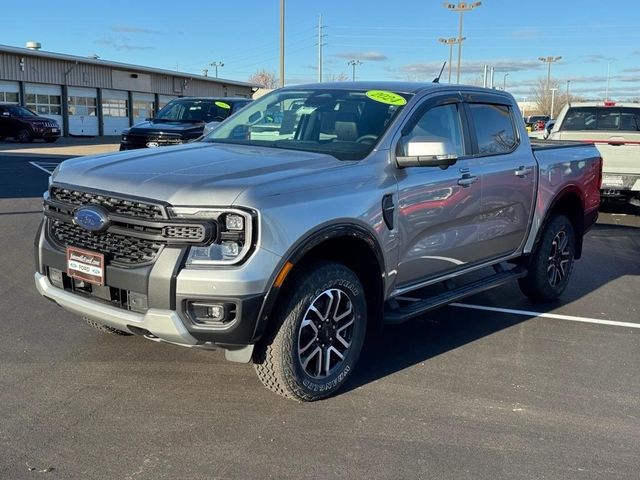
[
  {"xmin": 221, "ymin": 241, "xmax": 240, "ymax": 258},
  {"xmin": 225, "ymin": 214, "xmax": 244, "ymax": 231},
  {"xmin": 207, "ymin": 304, "xmax": 225, "ymax": 321},
  {"xmin": 49, "ymin": 267, "xmax": 64, "ymax": 288}
]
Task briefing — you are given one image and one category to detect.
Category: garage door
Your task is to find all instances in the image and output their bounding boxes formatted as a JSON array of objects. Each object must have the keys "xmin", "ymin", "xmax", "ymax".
[
  {"xmin": 132, "ymin": 92, "xmax": 155, "ymax": 125},
  {"xmin": 102, "ymin": 89, "xmax": 130, "ymax": 135},
  {"xmin": 25, "ymin": 83, "xmax": 63, "ymax": 126},
  {"xmin": 0, "ymin": 81, "xmax": 20, "ymax": 104},
  {"xmin": 68, "ymin": 87, "xmax": 99, "ymax": 136}
]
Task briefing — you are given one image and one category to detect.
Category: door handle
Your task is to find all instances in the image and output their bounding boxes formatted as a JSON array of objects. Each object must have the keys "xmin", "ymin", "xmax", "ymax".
[
  {"xmin": 515, "ymin": 165, "xmax": 533, "ymax": 177},
  {"xmin": 457, "ymin": 174, "xmax": 478, "ymax": 187}
]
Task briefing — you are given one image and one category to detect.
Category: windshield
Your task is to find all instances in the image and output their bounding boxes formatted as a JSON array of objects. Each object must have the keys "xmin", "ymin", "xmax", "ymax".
[
  {"xmin": 6, "ymin": 106, "xmax": 37, "ymax": 117},
  {"xmin": 203, "ymin": 88, "xmax": 411, "ymax": 160},
  {"xmin": 155, "ymin": 99, "xmax": 233, "ymax": 123}
]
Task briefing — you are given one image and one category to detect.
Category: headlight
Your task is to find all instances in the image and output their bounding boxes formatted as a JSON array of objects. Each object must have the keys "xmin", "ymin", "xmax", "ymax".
[{"xmin": 168, "ymin": 207, "xmax": 255, "ymax": 266}]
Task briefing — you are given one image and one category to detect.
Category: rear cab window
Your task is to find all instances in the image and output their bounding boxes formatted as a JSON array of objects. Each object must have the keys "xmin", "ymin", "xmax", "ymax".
[
  {"xmin": 560, "ymin": 107, "xmax": 640, "ymax": 132},
  {"xmin": 468, "ymin": 103, "xmax": 518, "ymax": 155}
]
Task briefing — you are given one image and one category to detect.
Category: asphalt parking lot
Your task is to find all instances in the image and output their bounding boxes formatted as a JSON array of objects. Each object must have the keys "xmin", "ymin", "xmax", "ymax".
[{"xmin": 1, "ymin": 146, "xmax": 639, "ymax": 480}]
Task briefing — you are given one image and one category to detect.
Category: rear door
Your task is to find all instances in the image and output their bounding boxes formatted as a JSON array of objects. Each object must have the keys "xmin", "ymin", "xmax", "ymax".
[{"xmin": 463, "ymin": 93, "xmax": 536, "ymax": 259}]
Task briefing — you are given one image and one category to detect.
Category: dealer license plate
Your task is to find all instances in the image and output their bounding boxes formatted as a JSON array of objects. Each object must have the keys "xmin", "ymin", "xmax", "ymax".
[
  {"xmin": 66, "ymin": 247, "xmax": 105, "ymax": 285},
  {"xmin": 601, "ymin": 175, "xmax": 624, "ymax": 188}
]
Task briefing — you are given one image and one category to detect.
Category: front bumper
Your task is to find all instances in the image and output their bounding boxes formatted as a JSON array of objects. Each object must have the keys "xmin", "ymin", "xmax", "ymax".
[{"xmin": 35, "ymin": 220, "xmax": 280, "ymax": 349}]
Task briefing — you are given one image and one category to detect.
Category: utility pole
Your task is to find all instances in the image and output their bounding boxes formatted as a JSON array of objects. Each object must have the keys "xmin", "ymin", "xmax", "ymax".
[
  {"xmin": 348, "ymin": 60, "xmax": 362, "ymax": 81},
  {"xmin": 210, "ymin": 61, "xmax": 224, "ymax": 78},
  {"xmin": 483, "ymin": 64, "xmax": 488, "ymax": 87},
  {"xmin": 503, "ymin": 72, "xmax": 509, "ymax": 90},
  {"xmin": 438, "ymin": 37, "xmax": 465, "ymax": 83},
  {"xmin": 280, "ymin": 0, "xmax": 285, "ymax": 87},
  {"xmin": 605, "ymin": 60, "xmax": 611, "ymax": 101},
  {"xmin": 443, "ymin": 2, "xmax": 482, "ymax": 83},
  {"xmin": 566, "ymin": 80, "xmax": 571, "ymax": 104},
  {"xmin": 538, "ymin": 56, "xmax": 562, "ymax": 92},
  {"xmin": 317, "ymin": 14, "xmax": 326, "ymax": 82},
  {"xmin": 550, "ymin": 88, "xmax": 558, "ymax": 118}
]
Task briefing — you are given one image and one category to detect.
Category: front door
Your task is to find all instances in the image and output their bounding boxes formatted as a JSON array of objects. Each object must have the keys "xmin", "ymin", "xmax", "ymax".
[{"xmin": 394, "ymin": 93, "xmax": 484, "ymax": 288}]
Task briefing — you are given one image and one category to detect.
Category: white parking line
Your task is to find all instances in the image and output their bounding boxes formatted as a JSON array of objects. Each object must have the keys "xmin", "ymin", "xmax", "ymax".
[
  {"xmin": 451, "ymin": 302, "xmax": 640, "ymax": 329},
  {"xmin": 28, "ymin": 161, "xmax": 59, "ymax": 174}
]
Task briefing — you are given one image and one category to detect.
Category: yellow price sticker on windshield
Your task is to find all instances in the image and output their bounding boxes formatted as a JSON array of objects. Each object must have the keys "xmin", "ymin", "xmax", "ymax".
[
  {"xmin": 365, "ymin": 90, "xmax": 407, "ymax": 106},
  {"xmin": 215, "ymin": 101, "xmax": 231, "ymax": 109}
]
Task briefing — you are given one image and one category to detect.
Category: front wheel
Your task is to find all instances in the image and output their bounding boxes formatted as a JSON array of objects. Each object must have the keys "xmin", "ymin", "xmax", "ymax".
[
  {"xmin": 254, "ymin": 260, "xmax": 367, "ymax": 401},
  {"xmin": 518, "ymin": 214, "xmax": 576, "ymax": 302}
]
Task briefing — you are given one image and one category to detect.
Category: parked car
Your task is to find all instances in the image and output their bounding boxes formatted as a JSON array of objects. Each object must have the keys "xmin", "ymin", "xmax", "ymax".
[
  {"xmin": 119, "ymin": 97, "xmax": 252, "ymax": 150},
  {"xmin": 525, "ymin": 115, "xmax": 550, "ymax": 131},
  {"xmin": 35, "ymin": 82, "xmax": 601, "ymax": 401},
  {"xmin": 0, "ymin": 104, "xmax": 61, "ymax": 143},
  {"xmin": 549, "ymin": 101, "xmax": 640, "ymax": 208}
]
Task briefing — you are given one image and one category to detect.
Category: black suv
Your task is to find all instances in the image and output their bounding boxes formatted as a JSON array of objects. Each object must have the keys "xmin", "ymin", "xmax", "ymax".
[
  {"xmin": 120, "ymin": 97, "xmax": 252, "ymax": 150},
  {"xmin": 0, "ymin": 105, "xmax": 61, "ymax": 143}
]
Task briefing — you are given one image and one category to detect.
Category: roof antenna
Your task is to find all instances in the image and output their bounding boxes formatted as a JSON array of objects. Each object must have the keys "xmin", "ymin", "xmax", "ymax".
[{"xmin": 432, "ymin": 62, "xmax": 446, "ymax": 83}]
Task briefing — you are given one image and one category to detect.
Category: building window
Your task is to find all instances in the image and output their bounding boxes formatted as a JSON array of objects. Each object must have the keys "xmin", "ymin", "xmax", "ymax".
[
  {"xmin": 102, "ymin": 98, "xmax": 129, "ymax": 117},
  {"xmin": 0, "ymin": 91, "xmax": 19, "ymax": 104},
  {"xmin": 68, "ymin": 96, "xmax": 97, "ymax": 116},
  {"xmin": 133, "ymin": 100, "xmax": 154, "ymax": 119},
  {"xmin": 26, "ymin": 93, "xmax": 62, "ymax": 115}
]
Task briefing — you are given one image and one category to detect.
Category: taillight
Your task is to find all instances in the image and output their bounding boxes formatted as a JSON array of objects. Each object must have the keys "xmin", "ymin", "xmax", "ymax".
[
  {"xmin": 604, "ymin": 101, "xmax": 616, "ymax": 107},
  {"xmin": 596, "ymin": 156, "xmax": 603, "ymax": 189}
]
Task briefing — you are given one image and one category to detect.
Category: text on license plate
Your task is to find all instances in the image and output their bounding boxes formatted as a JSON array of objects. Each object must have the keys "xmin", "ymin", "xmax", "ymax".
[
  {"xmin": 66, "ymin": 247, "xmax": 105, "ymax": 285},
  {"xmin": 602, "ymin": 176, "xmax": 624, "ymax": 187}
]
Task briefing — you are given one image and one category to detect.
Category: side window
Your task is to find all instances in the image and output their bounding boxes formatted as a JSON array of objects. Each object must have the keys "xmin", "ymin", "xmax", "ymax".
[
  {"xmin": 619, "ymin": 109, "xmax": 640, "ymax": 132},
  {"xmin": 404, "ymin": 103, "xmax": 465, "ymax": 157},
  {"xmin": 468, "ymin": 103, "xmax": 517, "ymax": 155}
]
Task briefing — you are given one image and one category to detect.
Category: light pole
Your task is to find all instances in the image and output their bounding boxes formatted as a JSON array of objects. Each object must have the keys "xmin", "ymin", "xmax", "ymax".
[
  {"xmin": 566, "ymin": 80, "xmax": 571, "ymax": 105},
  {"xmin": 605, "ymin": 60, "xmax": 612, "ymax": 101},
  {"xmin": 503, "ymin": 73, "xmax": 510, "ymax": 90},
  {"xmin": 443, "ymin": 2, "xmax": 482, "ymax": 83},
  {"xmin": 280, "ymin": 0, "xmax": 285, "ymax": 87},
  {"xmin": 538, "ymin": 56, "xmax": 562, "ymax": 92},
  {"xmin": 438, "ymin": 37, "xmax": 465, "ymax": 83},
  {"xmin": 348, "ymin": 60, "xmax": 362, "ymax": 81},
  {"xmin": 210, "ymin": 61, "xmax": 224, "ymax": 78},
  {"xmin": 522, "ymin": 96, "xmax": 527, "ymax": 118},
  {"xmin": 550, "ymin": 88, "xmax": 558, "ymax": 118}
]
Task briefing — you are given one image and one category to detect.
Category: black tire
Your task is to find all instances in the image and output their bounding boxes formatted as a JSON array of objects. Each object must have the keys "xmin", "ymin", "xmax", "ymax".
[
  {"xmin": 44, "ymin": 137, "xmax": 58, "ymax": 143},
  {"xmin": 0, "ymin": 135, "xmax": 6, "ymax": 142},
  {"xmin": 518, "ymin": 214, "xmax": 576, "ymax": 302},
  {"xmin": 84, "ymin": 317, "xmax": 132, "ymax": 336},
  {"xmin": 253, "ymin": 260, "xmax": 367, "ymax": 401},
  {"xmin": 17, "ymin": 128, "xmax": 34, "ymax": 143}
]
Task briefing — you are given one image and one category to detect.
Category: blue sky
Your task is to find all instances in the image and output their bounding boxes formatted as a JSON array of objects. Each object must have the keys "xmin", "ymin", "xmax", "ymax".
[{"xmin": 3, "ymin": 0, "xmax": 640, "ymax": 100}]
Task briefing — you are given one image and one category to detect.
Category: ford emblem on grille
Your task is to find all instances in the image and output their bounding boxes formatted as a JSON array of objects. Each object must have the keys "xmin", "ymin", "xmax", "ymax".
[{"xmin": 74, "ymin": 206, "xmax": 110, "ymax": 232}]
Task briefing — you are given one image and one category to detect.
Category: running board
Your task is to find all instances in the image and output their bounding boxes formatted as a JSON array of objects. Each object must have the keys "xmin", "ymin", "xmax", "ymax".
[{"xmin": 384, "ymin": 266, "xmax": 527, "ymax": 324}]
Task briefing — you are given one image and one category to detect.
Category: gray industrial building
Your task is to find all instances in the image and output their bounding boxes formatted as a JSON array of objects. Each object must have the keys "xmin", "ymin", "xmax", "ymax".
[{"xmin": 0, "ymin": 43, "xmax": 257, "ymax": 137}]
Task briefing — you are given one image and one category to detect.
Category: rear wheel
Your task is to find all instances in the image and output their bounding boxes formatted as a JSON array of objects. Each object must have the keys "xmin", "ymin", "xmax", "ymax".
[
  {"xmin": 253, "ymin": 260, "xmax": 367, "ymax": 401},
  {"xmin": 519, "ymin": 214, "xmax": 575, "ymax": 302},
  {"xmin": 17, "ymin": 128, "xmax": 33, "ymax": 143},
  {"xmin": 84, "ymin": 317, "xmax": 132, "ymax": 336}
]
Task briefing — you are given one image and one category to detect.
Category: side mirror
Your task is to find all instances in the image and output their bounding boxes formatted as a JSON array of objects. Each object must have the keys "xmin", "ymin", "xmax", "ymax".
[
  {"xmin": 396, "ymin": 137, "xmax": 458, "ymax": 168},
  {"xmin": 202, "ymin": 121, "xmax": 221, "ymax": 136}
]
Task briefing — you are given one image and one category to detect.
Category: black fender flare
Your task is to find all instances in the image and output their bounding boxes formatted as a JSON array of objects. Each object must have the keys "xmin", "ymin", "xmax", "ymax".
[{"xmin": 251, "ymin": 222, "xmax": 386, "ymax": 342}]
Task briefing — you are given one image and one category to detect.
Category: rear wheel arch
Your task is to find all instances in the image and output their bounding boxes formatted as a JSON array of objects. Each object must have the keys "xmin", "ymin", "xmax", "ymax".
[{"xmin": 253, "ymin": 223, "xmax": 386, "ymax": 342}]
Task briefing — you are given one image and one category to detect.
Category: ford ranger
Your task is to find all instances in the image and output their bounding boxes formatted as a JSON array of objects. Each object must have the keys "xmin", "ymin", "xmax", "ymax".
[{"xmin": 35, "ymin": 82, "xmax": 602, "ymax": 401}]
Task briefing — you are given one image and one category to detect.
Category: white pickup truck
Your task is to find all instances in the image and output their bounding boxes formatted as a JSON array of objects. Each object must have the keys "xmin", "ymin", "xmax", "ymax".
[{"xmin": 549, "ymin": 101, "xmax": 640, "ymax": 209}]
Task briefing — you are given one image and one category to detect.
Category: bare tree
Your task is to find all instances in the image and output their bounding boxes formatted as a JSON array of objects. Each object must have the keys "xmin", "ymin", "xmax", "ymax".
[
  {"xmin": 325, "ymin": 72, "xmax": 350, "ymax": 82},
  {"xmin": 248, "ymin": 69, "xmax": 279, "ymax": 89},
  {"xmin": 532, "ymin": 77, "xmax": 562, "ymax": 117}
]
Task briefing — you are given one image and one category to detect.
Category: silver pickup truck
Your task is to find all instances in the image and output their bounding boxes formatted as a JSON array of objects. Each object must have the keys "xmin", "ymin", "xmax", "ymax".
[{"xmin": 35, "ymin": 82, "xmax": 602, "ymax": 401}]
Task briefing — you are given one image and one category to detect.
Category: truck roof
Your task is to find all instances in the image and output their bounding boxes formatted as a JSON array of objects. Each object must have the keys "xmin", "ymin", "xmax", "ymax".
[{"xmin": 564, "ymin": 101, "xmax": 640, "ymax": 109}]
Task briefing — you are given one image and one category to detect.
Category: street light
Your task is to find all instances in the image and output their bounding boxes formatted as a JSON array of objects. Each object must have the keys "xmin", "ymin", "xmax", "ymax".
[
  {"xmin": 538, "ymin": 56, "xmax": 562, "ymax": 92},
  {"xmin": 280, "ymin": 0, "xmax": 285, "ymax": 87},
  {"xmin": 443, "ymin": 1, "xmax": 482, "ymax": 83},
  {"xmin": 566, "ymin": 80, "xmax": 571, "ymax": 105},
  {"xmin": 348, "ymin": 60, "xmax": 363, "ymax": 81},
  {"xmin": 550, "ymin": 88, "xmax": 558, "ymax": 118},
  {"xmin": 210, "ymin": 61, "xmax": 224, "ymax": 78},
  {"xmin": 503, "ymin": 72, "xmax": 510, "ymax": 90},
  {"xmin": 438, "ymin": 37, "xmax": 465, "ymax": 83}
]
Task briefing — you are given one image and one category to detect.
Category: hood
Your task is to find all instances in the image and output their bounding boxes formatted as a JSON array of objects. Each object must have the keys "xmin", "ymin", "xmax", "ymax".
[
  {"xmin": 19, "ymin": 116, "xmax": 58, "ymax": 124},
  {"xmin": 53, "ymin": 142, "xmax": 349, "ymax": 206},
  {"xmin": 129, "ymin": 120, "xmax": 204, "ymax": 135}
]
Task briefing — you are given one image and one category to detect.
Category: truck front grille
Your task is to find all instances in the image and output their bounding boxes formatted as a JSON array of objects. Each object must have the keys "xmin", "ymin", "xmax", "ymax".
[
  {"xmin": 50, "ymin": 220, "xmax": 163, "ymax": 266},
  {"xmin": 50, "ymin": 187, "xmax": 165, "ymax": 220}
]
